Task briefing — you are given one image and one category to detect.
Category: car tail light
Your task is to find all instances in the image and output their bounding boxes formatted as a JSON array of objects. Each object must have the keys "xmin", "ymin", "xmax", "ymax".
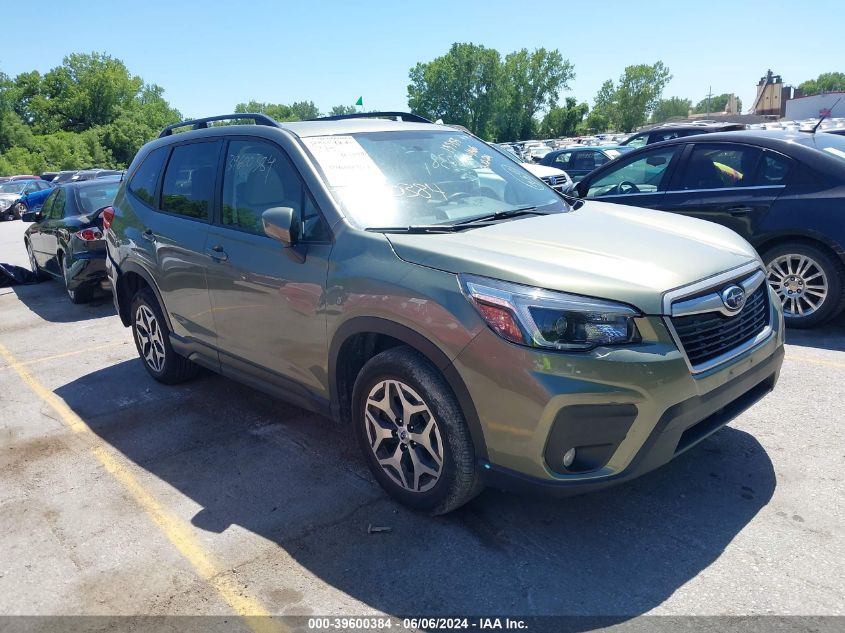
[
  {"xmin": 102, "ymin": 206, "xmax": 115, "ymax": 230},
  {"xmin": 75, "ymin": 228, "xmax": 103, "ymax": 241}
]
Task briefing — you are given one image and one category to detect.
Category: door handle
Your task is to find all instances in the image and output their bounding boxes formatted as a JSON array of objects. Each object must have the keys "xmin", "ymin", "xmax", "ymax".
[
  {"xmin": 206, "ymin": 244, "xmax": 228, "ymax": 262},
  {"xmin": 141, "ymin": 229, "xmax": 156, "ymax": 241},
  {"xmin": 727, "ymin": 206, "xmax": 754, "ymax": 216}
]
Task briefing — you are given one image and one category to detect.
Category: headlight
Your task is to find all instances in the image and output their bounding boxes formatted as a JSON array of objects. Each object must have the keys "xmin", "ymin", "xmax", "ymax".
[{"xmin": 460, "ymin": 274, "xmax": 640, "ymax": 351}]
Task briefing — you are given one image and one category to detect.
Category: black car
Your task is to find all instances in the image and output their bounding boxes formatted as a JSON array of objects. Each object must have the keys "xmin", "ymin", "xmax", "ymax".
[
  {"xmin": 539, "ymin": 145, "xmax": 633, "ymax": 180},
  {"xmin": 620, "ymin": 122, "xmax": 748, "ymax": 149},
  {"xmin": 22, "ymin": 177, "xmax": 121, "ymax": 303},
  {"xmin": 566, "ymin": 129, "xmax": 845, "ymax": 328}
]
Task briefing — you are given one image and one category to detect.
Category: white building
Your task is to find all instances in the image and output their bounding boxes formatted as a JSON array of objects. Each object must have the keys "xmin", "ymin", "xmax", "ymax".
[{"xmin": 784, "ymin": 92, "xmax": 845, "ymax": 120}]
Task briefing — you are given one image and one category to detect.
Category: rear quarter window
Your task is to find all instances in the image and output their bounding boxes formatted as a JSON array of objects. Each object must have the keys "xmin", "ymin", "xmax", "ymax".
[{"xmin": 128, "ymin": 147, "xmax": 169, "ymax": 207}]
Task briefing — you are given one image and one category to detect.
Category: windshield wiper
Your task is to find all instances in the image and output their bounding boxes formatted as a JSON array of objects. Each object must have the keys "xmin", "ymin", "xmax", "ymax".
[
  {"xmin": 366, "ymin": 223, "xmax": 496, "ymax": 234},
  {"xmin": 453, "ymin": 206, "xmax": 545, "ymax": 225}
]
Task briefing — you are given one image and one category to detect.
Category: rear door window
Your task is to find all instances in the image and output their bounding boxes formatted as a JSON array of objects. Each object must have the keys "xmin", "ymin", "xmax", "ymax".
[
  {"xmin": 677, "ymin": 144, "xmax": 762, "ymax": 190},
  {"xmin": 160, "ymin": 141, "xmax": 222, "ymax": 221},
  {"xmin": 755, "ymin": 151, "xmax": 792, "ymax": 186}
]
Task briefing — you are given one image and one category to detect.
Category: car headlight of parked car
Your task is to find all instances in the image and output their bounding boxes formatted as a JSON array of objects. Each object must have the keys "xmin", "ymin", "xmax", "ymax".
[{"xmin": 460, "ymin": 274, "xmax": 641, "ymax": 351}]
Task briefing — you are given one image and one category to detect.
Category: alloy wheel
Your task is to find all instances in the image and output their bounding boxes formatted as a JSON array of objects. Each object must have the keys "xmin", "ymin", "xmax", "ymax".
[
  {"xmin": 135, "ymin": 304, "xmax": 166, "ymax": 373},
  {"xmin": 364, "ymin": 379, "xmax": 444, "ymax": 493},
  {"xmin": 767, "ymin": 254, "xmax": 828, "ymax": 318}
]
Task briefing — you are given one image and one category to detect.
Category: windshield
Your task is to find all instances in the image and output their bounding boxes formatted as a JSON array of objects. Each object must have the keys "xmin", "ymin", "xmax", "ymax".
[
  {"xmin": 302, "ymin": 130, "xmax": 564, "ymax": 229},
  {"xmin": 0, "ymin": 182, "xmax": 26, "ymax": 194}
]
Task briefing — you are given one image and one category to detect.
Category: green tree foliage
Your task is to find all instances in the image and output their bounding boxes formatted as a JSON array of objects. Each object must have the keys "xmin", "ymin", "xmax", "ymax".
[
  {"xmin": 583, "ymin": 62, "xmax": 672, "ymax": 133},
  {"xmin": 407, "ymin": 43, "xmax": 573, "ymax": 141},
  {"xmin": 582, "ymin": 79, "xmax": 616, "ymax": 133},
  {"xmin": 495, "ymin": 48, "xmax": 574, "ymax": 141},
  {"xmin": 407, "ymin": 43, "xmax": 501, "ymax": 137},
  {"xmin": 0, "ymin": 53, "xmax": 181, "ymax": 175},
  {"xmin": 234, "ymin": 100, "xmax": 320, "ymax": 121},
  {"xmin": 329, "ymin": 104, "xmax": 358, "ymax": 116},
  {"xmin": 692, "ymin": 93, "xmax": 742, "ymax": 114},
  {"xmin": 540, "ymin": 97, "xmax": 589, "ymax": 137},
  {"xmin": 798, "ymin": 72, "xmax": 845, "ymax": 95},
  {"xmin": 651, "ymin": 97, "xmax": 692, "ymax": 123},
  {"xmin": 613, "ymin": 62, "xmax": 672, "ymax": 132}
]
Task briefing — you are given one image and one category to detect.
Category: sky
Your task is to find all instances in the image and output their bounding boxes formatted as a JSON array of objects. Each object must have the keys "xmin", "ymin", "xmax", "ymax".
[{"xmin": 1, "ymin": 0, "xmax": 842, "ymax": 120}]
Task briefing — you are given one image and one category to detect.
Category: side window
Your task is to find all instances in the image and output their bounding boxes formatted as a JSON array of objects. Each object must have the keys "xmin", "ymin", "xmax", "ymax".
[
  {"xmin": 222, "ymin": 139, "xmax": 329, "ymax": 241},
  {"xmin": 553, "ymin": 152, "xmax": 572, "ymax": 168},
  {"xmin": 651, "ymin": 131, "xmax": 680, "ymax": 144},
  {"xmin": 586, "ymin": 147, "xmax": 678, "ymax": 198},
  {"xmin": 160, "ymin": 141, "xmax": 221, "ymax": 221},
  {"xmin": 48, "ymin": 189, "xmax": 66, "ymax": 219},
  {"xmin": 678, "ymin": 144, "xmax": 761, "ymax": 191},
  {"xmin": 23, "ymin": 183, "xmax": 37, "ymax": 194},
  {"xmin": 571, "ymin": 152, "xmax": 597, "ymax": 172},
  {"xmin": 128, "ymin": 146, "xmax": 168, "ymax": 207},
  {"xmin": 593, "ymin": 151, "xmax": 610, "ymax": 167},
  {"xmin": 625, "ymin": 134, "xmax": 647, "ymax": 149},
  {"xmin": 40, "ymin": 189, "xmax": 58, "ymax": 216},
  {"xmin": 755, "ymin": 151, "xmax": 792, "ymax": 186}
]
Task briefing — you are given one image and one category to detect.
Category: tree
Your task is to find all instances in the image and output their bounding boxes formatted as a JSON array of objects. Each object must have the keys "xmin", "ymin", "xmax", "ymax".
[
  {"xmin": 651, "ymin": 97, "xmax": 692, "ymax": 123},
  {"xmin": 407, "ymin": 43, "xmax": 501, "ymax": 138},
  {"xmin": 234, "ymin": 100, "xmax": 320, "ymax": 121},
  {"xmin": 582, "ymin": 79, "xmax": 616, "ymax": 133},
  {"xmin": 495, "ymin": 47, "xmax": 574, "ymax": 141},
  {"xmin": 692, "ymin": 93, "xmax": 741, "ymax": 114},
  {"xmin": 329, "ymin": 104, "xmax": 358, "ymax": 116},
  {"xmin": 39, "ymin": 53, "xmax": 143, "ymax": 132},
  {"xmin": 613, "ymin": 62, "xmax": 672, "ymax": 132},
  {"xmin": 540, "ymin": 97, "xmax": 589, "ymax": 137},
  {"xmin": 799, "ymin": 72, "xmax": 845, "ymax": 95}
]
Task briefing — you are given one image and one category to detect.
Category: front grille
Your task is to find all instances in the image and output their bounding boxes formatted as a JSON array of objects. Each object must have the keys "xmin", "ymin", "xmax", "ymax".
[
  {"xmin": 671, "ymin": 283, "xmax": 769, "ymax": 366},
  {"xmin": 540, "ymin": 175, "xmax": 566, "ymax": 192}
]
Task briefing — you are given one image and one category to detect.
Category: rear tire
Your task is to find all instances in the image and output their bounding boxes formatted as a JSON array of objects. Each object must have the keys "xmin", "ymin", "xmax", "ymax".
[
  {"xmin": 763, "ymin": 243, "xmax": 844, "ymax": 329},
  {"xmin": 352, "ymin": 346, "xmax": 482, "ymax": 515},
  {"xmin": 60, "ymin": 254, "xmax": 91, "ymax": 304},
  {"xmin": 130, "ymin": 287, "xmax": 199, "ymax": 384}
]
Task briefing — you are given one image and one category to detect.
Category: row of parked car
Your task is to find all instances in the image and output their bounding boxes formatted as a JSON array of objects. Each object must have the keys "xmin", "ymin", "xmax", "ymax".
[
  {"xmin": 4, "ymin": 110, "xmax": 842, "ymax": 515},
  {"xmin": 0, "ymin": 168, "xmax": 123, "ymax": 221}
]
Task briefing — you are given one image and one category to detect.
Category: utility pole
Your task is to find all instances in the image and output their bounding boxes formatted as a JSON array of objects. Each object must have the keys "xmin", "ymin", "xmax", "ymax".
[{"xmin": 706, "ymin": 86, "xmax": 713, "ymax": 117}]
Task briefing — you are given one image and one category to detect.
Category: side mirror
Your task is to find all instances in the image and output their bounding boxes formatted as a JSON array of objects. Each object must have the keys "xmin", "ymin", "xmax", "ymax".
[
  {"xmin": 262, "ymin": 206, "xmax": 298, "ymax": 246},
  {"xmin": 21, "ymin": 211, "xmax": 40, "ymax": 223}
]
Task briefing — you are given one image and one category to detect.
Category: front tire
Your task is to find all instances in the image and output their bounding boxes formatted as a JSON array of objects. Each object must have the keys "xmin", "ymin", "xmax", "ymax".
[
  {"xmin": 763, "ymin": 243, "xmax": 844, "ymax": 328},
  {"xmin": 352, "ymin": 346, "xmax": 482, "ymax": 515},
  {"xmin": 13, "ymin": 202, "xmax": 26, "ymax": 220},
  {"xmin": 26, "ymin": 240, "xmax": 49, "ymax": 281},
  {"xmin": 130, "ymin": 287, "xmax": 199, "ymax": 384}
]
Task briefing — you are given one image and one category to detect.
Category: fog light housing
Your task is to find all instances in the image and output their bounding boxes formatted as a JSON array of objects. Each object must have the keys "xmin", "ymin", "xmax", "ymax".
[{"xmin": 562, "ymin": 448, "xmax": 576, "ymax": 469}]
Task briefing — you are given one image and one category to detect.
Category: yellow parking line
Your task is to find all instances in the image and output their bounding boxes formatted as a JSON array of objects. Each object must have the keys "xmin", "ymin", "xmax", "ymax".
[
  {"xmin": 786, "ymin": 355, "xmax": 845, "ymax": 370},
  {"xmin": 0, "ymin": 342, "xmax": 129, "ymax": 372},
  {"xmin": 0, "ymin": 340, "xmax": 286, "ymax": 633}
]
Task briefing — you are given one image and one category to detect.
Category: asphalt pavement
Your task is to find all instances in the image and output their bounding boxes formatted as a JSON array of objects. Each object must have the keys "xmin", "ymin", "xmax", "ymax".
[{"xmin": 0, "ymin": 219, "xmax": 843, "ymax": 631}]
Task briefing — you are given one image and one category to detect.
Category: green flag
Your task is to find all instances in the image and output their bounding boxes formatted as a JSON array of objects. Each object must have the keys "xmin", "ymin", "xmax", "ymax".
[{"xmin": 355, "ymin": 96, "xmax": 363, "ymax": 107}]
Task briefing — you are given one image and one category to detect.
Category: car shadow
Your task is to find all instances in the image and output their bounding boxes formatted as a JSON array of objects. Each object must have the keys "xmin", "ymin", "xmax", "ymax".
[
  {"xmin": 56, "ymin": 359, "xmax": 776, "ymax": 626},
  {"xmin": 785, "ymin": 317, "xmax": 845, "ymax": 352},
  {"xmin": 9, "ymin": 279, "xmax": 115, "ymax": 323}
]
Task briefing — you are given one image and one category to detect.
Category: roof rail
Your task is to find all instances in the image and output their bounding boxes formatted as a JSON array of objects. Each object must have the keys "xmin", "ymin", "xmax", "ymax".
[
  {"xmin": 159, "ymin": 113, "xmax": 280, "ymax": 138},
  {"xmin": 309, "ymin": 111, "xmax": 434, "ymax": 124}
]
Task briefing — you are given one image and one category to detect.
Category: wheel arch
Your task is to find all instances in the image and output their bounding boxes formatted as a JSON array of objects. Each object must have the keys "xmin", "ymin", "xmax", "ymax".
[
  {"xmin": 329, "ymin": 317, "xmax": 488, "ymax": 461},
  {"xmin": 114, "ymin": 261, "xmax": 172, "ymax": 330},
  {"xmin": 755, "ymin": 230, "xmax": 845, "ymax": 267}
]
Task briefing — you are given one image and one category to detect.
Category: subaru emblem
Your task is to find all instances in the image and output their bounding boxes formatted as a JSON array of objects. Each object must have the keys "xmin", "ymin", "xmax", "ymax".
[{"xmin": 721, "ymin": 285, "xmax": 746, "ymax": 312}]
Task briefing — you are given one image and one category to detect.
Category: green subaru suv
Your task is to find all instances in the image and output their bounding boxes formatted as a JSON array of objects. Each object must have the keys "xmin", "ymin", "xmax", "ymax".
[{"xmin": 104, "ymin": 113, "xmax": 785, "ymax": 514}]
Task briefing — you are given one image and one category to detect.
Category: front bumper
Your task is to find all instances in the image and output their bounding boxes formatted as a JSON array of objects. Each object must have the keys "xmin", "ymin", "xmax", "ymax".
[{"xmin": 452, "ymin": 296, "xmax": 784, "ymax": 494}]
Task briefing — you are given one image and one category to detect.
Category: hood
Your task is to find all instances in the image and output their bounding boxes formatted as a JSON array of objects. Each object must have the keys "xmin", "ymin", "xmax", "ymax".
[{"xmin": 386, "ymin": 201, "xmax": 759, "ymax": 315}]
